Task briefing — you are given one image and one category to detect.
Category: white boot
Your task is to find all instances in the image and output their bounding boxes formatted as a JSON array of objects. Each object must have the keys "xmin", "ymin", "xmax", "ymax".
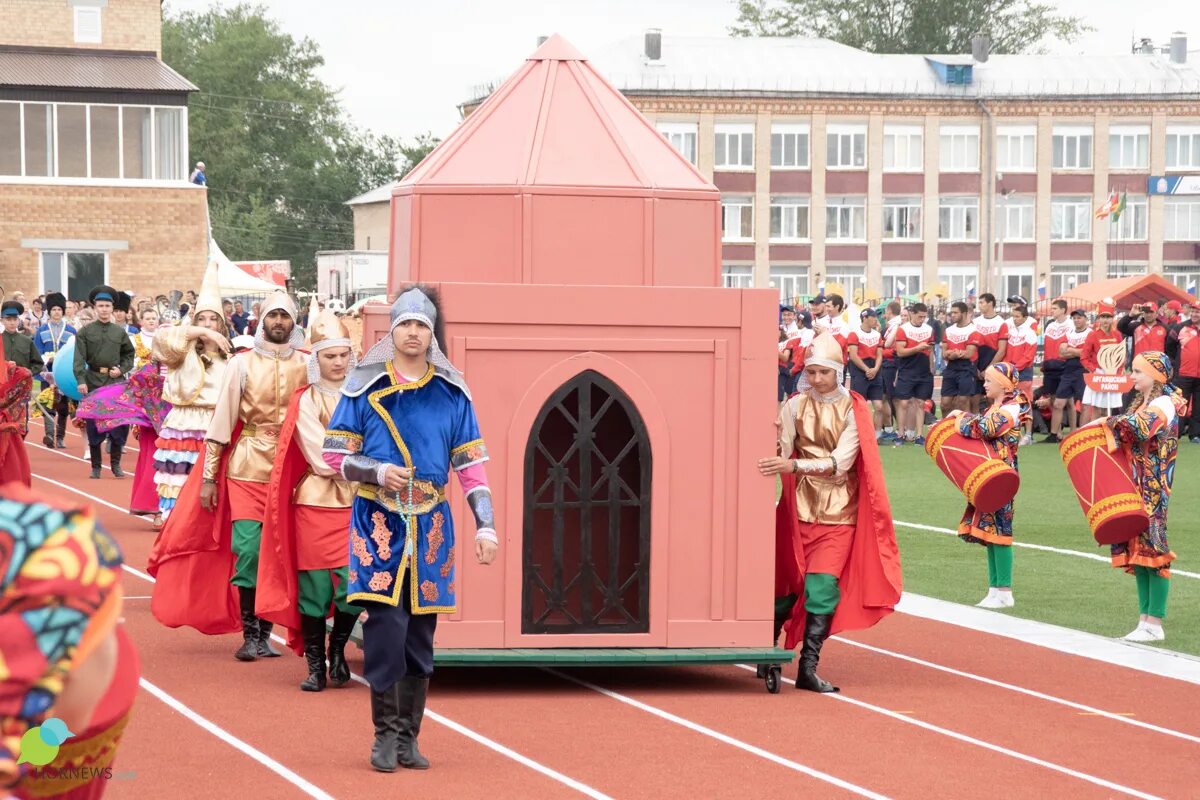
[{"xmin": 976, "ymin": 588, "xmax": 1005, "ymax": 609}]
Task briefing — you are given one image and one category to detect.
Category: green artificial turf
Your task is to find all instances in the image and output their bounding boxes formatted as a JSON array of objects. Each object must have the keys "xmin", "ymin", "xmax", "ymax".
[{"xmin": 876, "ymin": 440, "xmax": 1199, "ymax": 656}]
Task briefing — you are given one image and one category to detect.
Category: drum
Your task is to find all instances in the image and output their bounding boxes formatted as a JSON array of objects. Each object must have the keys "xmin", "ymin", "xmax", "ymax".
[
  {"xmin": 924, "ymin": 415, "xmax": 1020, "ymax": 514},
  {"xmin": 1059, "ymin": 424, "xmax": 1149, "ymax": 545}
]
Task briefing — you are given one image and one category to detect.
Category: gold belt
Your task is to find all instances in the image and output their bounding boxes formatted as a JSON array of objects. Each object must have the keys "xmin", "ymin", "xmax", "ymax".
[
  {"xmin": 358, "ymin": 480, "xmax": 446, "ymax": 515},
  {"xmin": 241, "ymin": 423, "xmax": 282, "ymax": 440}
]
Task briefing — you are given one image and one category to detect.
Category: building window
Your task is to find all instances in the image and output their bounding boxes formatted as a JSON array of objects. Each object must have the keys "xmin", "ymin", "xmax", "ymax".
[
  {"xmin": 770, "ymin": 265, "xmax": 809, "ymax": 303},
  {"xmin": 721, "ymin": 197, "xmax": 754, "ymax": 242},
  {"xmin": 939, "ymin": 125, "xmax": 979, "ymax": 172},
  {"xmin": 90, "ymin": 105, "xmax": 119, "ymax": 178},
  {"xmin": 1052, "ymin": 127, "xmax": 1093, "ymax": 170},
  {"xmin": 1051, "ymin": 265, "xmax": 1090, "ymax": 298},
  {"xmin": 1165, "ymin": 266, "xmax": 1200, "ymax": 296},
  {"xmin": 882, "ymin": 125, "xmax": 922, "ymax": 172},
  {"xmin": 74, "ymin": 6, "xmax": 102, "ymax": 44},
  {"xmin": 999, "ymin": 196, "xmax": 1035, "ymax": 241},
  {"xmin": 1000, "ymin": 266, "xmax": 1034, "ymax": 303},
  {"xmin": 1108, "ymin": 125, "xmax": 1150, "ymax": 170},
  {"xmin": 40, "ymin": 252, "xmax": 107, "ymax": 299},
  {"xmin": 1107, "ymin": 263, "xmax": 1147, "ymax": 279},
  {"xmin": 882, "ymin": 267, "xmax": 922, "ymax": 299},
  {"xmin": 0, "ymin": 103, "xmax": 18, "ymax": 175},
  {"xmin": 938, "ymin": 196, "xmax": 979, "ymax": 241},
  {"xmin": 1111, "ymin": 196, "xmax": 1148, "ymax": 241},
  {"xmin": 826, "ymin": 266, "xmax": 866, "ymax": 302},
  {"xmin": 721, "ymin": 264, "xmax": 753, "ymax": 288},
  {"xmin": 938, "ymin": 267, "xmax": 979, "ymax": 302},
  {"xmin": 1164, "ymin": 197, "xmax": 1200, "ymax": 241},
  {"xmin": 770, "ymin": 124, "xmax": 809, "ymax": 169},
  {"xmin": 714, "ymin": 123, "xmax": 754, "ymax": 170},
  {"xmin": 826, "ymin": 125, "xmax": 866, "ymax": 169},
  {"xmin": 996, "ymin": 126, "xmax": 1036, "ymax": 172},
  {"xmin": 882, "ymin": 197, "xmax": 922, "ymax": 240},
  {"xmin": 1050, "ymin": 197, "xmax": 1092, "ymax": 241},
  {"xmin": 658, "ymin": 122, "xmax": 697, "ymax": 165},
  {"xmin": 1166, "ymin": 127, "xmax": 1200, "ymax": 170},
  {"xmin": 825, "ymin": 196, "xmax": 866, "ymax": 241},
  {"xmin": 769, "ymin": 197, "xmax": 810, "ymax": 241},
  {"xmin": 23, "ymin": 103, "xmax": 53, "ymax": 177}
]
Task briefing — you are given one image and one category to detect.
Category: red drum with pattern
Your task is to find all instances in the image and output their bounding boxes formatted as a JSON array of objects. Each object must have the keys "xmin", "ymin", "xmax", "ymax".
[
  {"xmin": 1059, "ymin": 424, "xmax": 1149, "ymax": 545},
  {"xmin": 924, "ymin": 415, "xmax": 1020, "ymax": 514}
]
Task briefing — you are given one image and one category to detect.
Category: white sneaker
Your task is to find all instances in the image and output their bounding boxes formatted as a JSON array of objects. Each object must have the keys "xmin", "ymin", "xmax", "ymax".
[
  {"xmin": 1020, "ymin": 434, "xmax": 1033, "ymax": 446},
  {"xmin": 1123, "ymin": 623, "xmax": 1165, "ymax": 642},
  {"xmin": 996, "ymin": 590, "xmax": 1015, "ymax": 608},
  {"xmin": 976, "ymin": 590, "xmax": 1005, "ymax": 609}
]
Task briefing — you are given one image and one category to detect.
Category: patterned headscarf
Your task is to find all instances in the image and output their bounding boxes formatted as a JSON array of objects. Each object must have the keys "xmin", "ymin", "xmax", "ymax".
[
  {"xmin": 985, "ymin": 362, "xmax": 1019, "ymax": 392},
  {"xmin": 1133, "ymin": 351, "xmax": 1172, "ymax": 385}
]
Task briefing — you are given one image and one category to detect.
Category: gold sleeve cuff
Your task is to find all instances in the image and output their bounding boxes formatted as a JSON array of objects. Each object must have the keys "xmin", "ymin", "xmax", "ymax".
[{"xmin": 203, "ymin": 440, "xmax": 225, "ymax": 481}]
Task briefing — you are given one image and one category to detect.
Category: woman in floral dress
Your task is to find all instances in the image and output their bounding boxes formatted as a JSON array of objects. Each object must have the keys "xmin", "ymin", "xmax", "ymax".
[
  {"xmin": 1105, "ymin": 351, "xmax": 1183, "ymax": 643},
  {"xmin": 952, "ymin": 362, "xmax": 1031, "ymax": 610}
]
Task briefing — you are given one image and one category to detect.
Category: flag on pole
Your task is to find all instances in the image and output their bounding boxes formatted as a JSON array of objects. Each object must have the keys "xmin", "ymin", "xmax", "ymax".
[
  {"xmin": 1111, "ymin": 191, "xmax": 1128, "ymax": 223},
  {"xmin": 1037, "ymin": 282, "xmax": 1046, "ymax": 299},
  {"xmin": 1094, "ymin": 189, "xmax": 1119, "ymax": 219},
  {"xmin": 1188, "ymin": 281, "xmax": 1196, "ymax": 297}
]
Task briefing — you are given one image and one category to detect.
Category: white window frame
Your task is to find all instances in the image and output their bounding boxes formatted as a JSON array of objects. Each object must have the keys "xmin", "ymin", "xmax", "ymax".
[
  {"xmin": 1000, "ymin": 265, "xmax": 1034, "ymax": 304},
  {"xmin": 999, "ymin": 195, "xmax": 1035, "ymax": 241},
  {"xmin": 722, "ymin": 264, "xmax": 754, "ymax": 289},
  {"xmin": 996, "ymin": 125, "xmax": 1036, "ymax": 172},
  {"xmin": 1166, "ymin": 125, "xmax": 1200, "ymax": 170},
  {"xmin": 826, "ymin": 124, "xmax": 867, "ymax": 170},
  {"xmin": 1108, "ymin": 125, "xmax": 1150, "ymax": 170},
  {"xmin": 826, "ymin": 266, "xmax": 866, "ymax": 302},
  {"xmin": 825, "ymin": 195, "xmax": 866, "ymax": 241},
  {"xmin": 939, "ymin": 124, "xmax": 980, "ymax": 172},
  {"xmin": 882, "ymin": 124, "xmax": 923, "ymax": 172},
  {"xmin": 1107, "ymin": 263, "xmax": 1147, "ymax": 279},
  {"xmin": 1051, "ymin": 126, "xmax": 1094, "ymax": 170},
  {"xmin": 769, "ymin": 265, "xmax": 810, "ymax": 303},
  {"xmin": 657, "ymin": 122, "xmax": 698, "ymax": 165},
  {"xmin": 38, "ymin": 250, "xmax": 109, "ymax": 296},
  {"xmin": 721, "ymin": 197, "xmax": 754, "ymax": 242},
  {"xmin": 770, "ymin": 123, "xmax": 810, "ymax": 169},
  {"xmin": 1050, "ymin": 265, "xmax": 1090, "ymax": 298},
  {"xmin": 1164, "ymin": 197, "xmax": 1200, "ymax": 241},
  {"xmin": 882, "ymin": 266, "xmax": 922, "ymax": 299},
  {"xmin": 769, "ymin": 196, "xmax": 810, "ymax": 242},
  {"xmin": 938, "ymin": 196, "xmax": 980, "ymax": 241},
  {"xmin": 73, "ymin": 5, "xmax": 102, "ymax": 44},
  {"xmin": 938, "ymin": 266, "xmax": 979, "ymax": 303},
  {"xmin": 1111, "ymin": 196, "xmax": 1148, "ymax": 241},
  {"xmin": 1050, "ymin": 196, "xmax": 1092, "ymax": 241},
  {"xmin": 1165, "ymin": 266, "xmax": 1200, "ymax": 296},
  {"xmin": 882, "ymin": 196, "xmax": 922, "ymax": 240},
  {"xmin": 714, "ymin": 123, "xmax": 754, "ymax": 171}
]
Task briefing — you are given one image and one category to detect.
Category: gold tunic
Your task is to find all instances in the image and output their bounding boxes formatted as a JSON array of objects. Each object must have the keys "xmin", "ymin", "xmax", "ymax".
[
  {"xmin": 203, "ymin": 346, "xmax": 308, "ymax": 483},
  {"xmin": 152, "ymin": 326, "xmax": 228, "ymax": 433},
  {"xmin": 293, "ymin": 384, "xmax": 356, "ymax": 508},
  {"xmin": 778, "ymin": 391, "xmax": 860, "ymax": 525}
]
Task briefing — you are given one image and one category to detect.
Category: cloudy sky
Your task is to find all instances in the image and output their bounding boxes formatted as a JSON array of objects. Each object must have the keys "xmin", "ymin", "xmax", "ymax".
[{"xmin": 164, "ymin": 0, "xmax": 1192, "ymax": 142}]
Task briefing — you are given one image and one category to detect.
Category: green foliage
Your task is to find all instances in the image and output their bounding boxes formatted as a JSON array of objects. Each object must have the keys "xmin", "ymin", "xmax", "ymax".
[
  {"xmin": 163, "ymin": 3, "xmax": 419, "ymax": 289},
  {"xmin": 729, "ymin": 0, "xmax": 1091, "ymax": 55}
]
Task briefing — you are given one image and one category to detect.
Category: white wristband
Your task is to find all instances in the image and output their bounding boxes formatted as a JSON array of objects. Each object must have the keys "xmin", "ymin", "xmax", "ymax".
[
  {"xmin": 375, "ymin": 463, "xmax": 391, "ymax": 486},
  {"xmin": 474, "ymin": 529, "xmax": 498, "ymax": 545}
]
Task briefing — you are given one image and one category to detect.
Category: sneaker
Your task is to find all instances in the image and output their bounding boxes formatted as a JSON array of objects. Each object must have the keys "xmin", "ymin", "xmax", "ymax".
[
  {"xmin": 913, "ymin": 436, "xmax": 926, "ymax": 446},
  {"xmin": 996, "ymin": 590, "xmax": 1015, "ymax": 608},
  {"xmin": 892, "ymin": 437, "xmax": 905, "ymax": 447},
  {"xmin": 880, "ymin": 431, "xmax": 896, "ymax": 442},
  {"xmin": 1123, "ymin": 623, "xmax": 1165, "ymax": 642},
  {"xmin": 1042, "ymin": 434, "xmax": 1060, "ymax": 444},
  {"xmin": 1020, "ymin": 434, "xmax": 1033, "ymax": 447},
  {"xmin": 976, "ymin": 592, "xmax": 1007, "ymax": 609},
  {"xmin": 1190, "ymin": 436, "xmax": 1200, "ymax": 444}
]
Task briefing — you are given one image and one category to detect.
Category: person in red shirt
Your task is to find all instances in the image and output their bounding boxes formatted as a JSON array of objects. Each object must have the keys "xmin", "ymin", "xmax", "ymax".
[
  {"xmin": 879, "ymin": 302, "xmax": 904, "ymax": 441},
  {"xmin": 1047, "ymin": 310, "xmax": 1090, "ymax": 442},
  {"xmin": 846, "ymin": 308, "xmax": 884, "ymax": 435},
  {"xmin": 1004, "ymin": 303, "xmax": 1039, "ymax": 445},
  {"xmin": 1118, "ymin": 301, "xmax": 1169, "ymax": 356},
  {"xmin": 1079, "ymin": 304, "xmax": 1125, "ymax": 424},
  {"xmin": 941, "ymin": 301, "xmax": 984, "ymax": 415},
  {"xmin": 973, "ymin": 292, "xmax": 1009, "ymax": 402},
  {"xmin": 1167, "ymin": 303, "xmax": 1200, "ymax": 442},
  {"xmin": 887, "ymin": 302, "xmax": 936, "ymax": 444},
  {"xmin": 1040, "ymin": 300, "xmax": 1071, "ymax": 442}
]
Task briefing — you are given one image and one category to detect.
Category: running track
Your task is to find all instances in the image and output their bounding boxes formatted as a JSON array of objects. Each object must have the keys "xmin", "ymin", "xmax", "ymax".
[{"xmin": 25, "ymin": 430, "xmax": 1200, "ymax": 799}]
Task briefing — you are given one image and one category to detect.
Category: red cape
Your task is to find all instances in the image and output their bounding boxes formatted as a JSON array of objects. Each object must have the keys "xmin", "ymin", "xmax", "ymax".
[
  {"xmin": 255, "ymin": 386, "xmax": 311, "ymax": 656},
  {"xmin": 778, "ymin": 392, "xmax": 903, "ymax": 649},
  {"xmin": 146, "ymin": 422, "xmax": 244, "ymax": 635},
  {"xmin": 0, "ymin": 361, "xmax": 31, "ymax": 488}
]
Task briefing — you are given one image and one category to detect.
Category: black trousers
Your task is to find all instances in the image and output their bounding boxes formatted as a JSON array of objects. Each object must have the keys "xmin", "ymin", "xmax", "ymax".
[
  {"xmin": 360, "ymin": 573, "xmax": 437, "ymax": 693},
  {"xmin": 1176, "ymin": 375, "xmax": 1200, "ymax": 438},
  {"xmin": 85, "ymin": 418, "xmax": 128, "ymax": 448}
]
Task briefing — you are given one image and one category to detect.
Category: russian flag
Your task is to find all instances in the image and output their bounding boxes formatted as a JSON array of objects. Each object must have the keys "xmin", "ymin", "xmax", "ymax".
[
  {"xmin": 1188, "ymin": 281, "xmax": 1197, "ymax": 297},
  {"xmin": 1037, "ymin": 283, "xmax": 1046, "ymax": 299}
]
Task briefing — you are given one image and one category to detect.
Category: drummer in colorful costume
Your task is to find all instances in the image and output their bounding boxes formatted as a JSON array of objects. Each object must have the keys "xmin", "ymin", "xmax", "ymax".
[
  {"xmin": 758, "ymin": 333, "xmax": 902, "ymax": 693},
  {"xmin": 1104, "ymin": 351, "xmax": 1183, "ymax": 643},
  {"xmin": 257, "ymin": 308, "xmax": 362, "ymax": 692},
  {"xmin": 950, "ymin": 362, "xmax": 1031, "ymax": 609},
  {"xmin": 323, "ymin": 285, "xmax": 498, "ymax": 772}
]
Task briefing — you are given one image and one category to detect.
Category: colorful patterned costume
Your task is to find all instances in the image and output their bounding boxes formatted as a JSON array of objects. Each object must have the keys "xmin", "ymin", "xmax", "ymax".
[
  {"xmin": 956, "ymin": 376, "xmax": 1032, "ymax": 548},
  {"xmin": 0, "ymin": 360, "xmax": 33, "ymax": 487}
]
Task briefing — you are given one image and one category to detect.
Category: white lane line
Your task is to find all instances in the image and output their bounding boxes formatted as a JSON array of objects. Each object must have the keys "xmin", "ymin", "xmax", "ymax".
[
  {"xmin": 732, "ymin": 665, "xmax": 1164, "ymax": 800},
  {"xmin": 138, "ymin": 678, "xmax": 335, "ymax": 799},
  {"xmin": 893, "ymin": 520, "xmax": 1200, "ymax": 580},
  {"xmin": 545, "ymin": 668, "xmax": 891, "ymax": 800},
  {"xmin": 828, "ymin": 636, "xmax": 1200, "ymax": 745},
  {"xmin": 32, "ymin": 472, "xmax": 610, "ymax": 800}
]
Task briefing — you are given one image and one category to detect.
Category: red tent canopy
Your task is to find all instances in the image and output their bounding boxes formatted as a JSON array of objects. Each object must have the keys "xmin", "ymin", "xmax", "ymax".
[{"xmin": 1033, "ymin": 274, "xmax": 1194, "ymax": 314}]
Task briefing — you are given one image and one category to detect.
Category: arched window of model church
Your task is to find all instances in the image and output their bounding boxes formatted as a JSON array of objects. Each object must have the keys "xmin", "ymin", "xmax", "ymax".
[{"xmin": 522, "ymin": 370, "xmax": 652, "ymax": 635}]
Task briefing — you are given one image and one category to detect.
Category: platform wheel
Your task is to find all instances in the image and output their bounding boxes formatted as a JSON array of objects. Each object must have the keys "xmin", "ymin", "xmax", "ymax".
[{"xmin": 765, "ymin": 665, "xmax": 782, "ymax": 694}]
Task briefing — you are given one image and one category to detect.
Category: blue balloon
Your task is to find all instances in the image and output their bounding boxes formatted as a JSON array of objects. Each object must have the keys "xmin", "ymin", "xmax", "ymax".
[{"xmin": 52, "ymin": 337, "xmax": 82, "ymax": 401}]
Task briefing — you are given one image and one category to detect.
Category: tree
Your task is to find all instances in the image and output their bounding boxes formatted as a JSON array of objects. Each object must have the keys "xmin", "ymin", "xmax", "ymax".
[
  {"xmin": 729, "ymin": 0, "xmax": 1090, "ymax": 55},
  {"xmin": 163, "ymin": 3, "xmax": 403, "ymax": 289},
  {"xmin": 399, "ymin": 133, "xmax": 441, "ymax": 178}
]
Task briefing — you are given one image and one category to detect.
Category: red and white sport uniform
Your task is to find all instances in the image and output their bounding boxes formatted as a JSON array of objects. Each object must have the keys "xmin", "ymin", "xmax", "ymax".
[
  {"xmin": 942, "ymin": 322, "xmax": 983, "ymax": 365},
  {"xmin": 846, "ymin": 328, "xmax": 882, "ymax": 363},
  {"xmin": 1042, "ymin": 318, "xmax": 1071, "ymax": 371},
  {"xmin": 1004, "ymin": 318, "xmax": 1039, "ymax": 372},
  {"xmin": 973, "ymin": 313, "xmax": 1008, "ymax": 369}
]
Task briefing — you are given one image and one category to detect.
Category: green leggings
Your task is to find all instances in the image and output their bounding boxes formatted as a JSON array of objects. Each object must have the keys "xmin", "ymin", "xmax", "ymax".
[
  {"xmin": 1134, "ymin": 565, "xmax": 1170, "ymax": 619},
  {"xmin": 803, "ymin": 573, "xmax": 840, "ymax": 615},
  {"xmin": 986, "ymin": 544, "xmax": 1013, "ymax": 588},
  {"xmin": 231, "ymin": 520, "xmax": 262, "ymax": 588},
  {"xmin": 298, "ymin": 567, "xmax": 363, "ymax": 617}
]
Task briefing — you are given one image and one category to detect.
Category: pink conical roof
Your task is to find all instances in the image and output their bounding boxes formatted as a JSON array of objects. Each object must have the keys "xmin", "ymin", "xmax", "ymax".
[{"xmin": 401, "ymin": 34, "xmax": 713, "ymax": 193}]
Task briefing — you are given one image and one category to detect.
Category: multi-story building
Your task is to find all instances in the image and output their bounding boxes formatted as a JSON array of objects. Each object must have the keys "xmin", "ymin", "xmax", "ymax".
[
  {"xmin": 0, "ymin": 0, "xmax": 207, "ymax": 300},
  {"xmin": 459, "ymin": 31, "xmax": 1200, "ymax": 305}
]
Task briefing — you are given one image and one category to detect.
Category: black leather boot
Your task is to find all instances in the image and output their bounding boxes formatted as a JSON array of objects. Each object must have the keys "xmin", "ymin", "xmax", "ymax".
[
  {"xmin": 396, "ymin": 676, "xmax": 430, "ymax": 769},
  {"xmin": 795, "ymin": 613, "xmax": 838, "ymax": 693},
  {"xmin": 256, "ymin": 618, "xmax": 282, "ymax": 657},
  {"xmin": 369, "ymin": 682, "xmax": 401, "ymax": 772},
  {"xmin": 234, "ymin": 587, "xmax": 259, "ymax": 662},
  {"xmin": 110, "ymin": 444, "xmax": 125, "ymax": 478},
  {"xmin": 88, "ymin": 445, "xmax": 103, "ymax": 479},
  {"xmin": 299, "ymin": 615, "xmax": 327, "ymax": 692},
  {"xmin": 326, "ymin": 610, "xmax": 357, "ymax": 687}
]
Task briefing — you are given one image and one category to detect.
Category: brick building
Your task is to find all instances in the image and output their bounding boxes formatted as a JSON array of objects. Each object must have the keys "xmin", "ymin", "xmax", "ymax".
[
  {"xmin": 0, "ymin": 0, "xmax": 207, "ymax": 301},
  {"xmin": 450, "ymin": 32, "xmax": 1200, "ymax": 305}
]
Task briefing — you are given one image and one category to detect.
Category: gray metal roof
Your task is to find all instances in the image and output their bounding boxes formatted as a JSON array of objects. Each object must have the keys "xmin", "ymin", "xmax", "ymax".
[
  {"xmin": 466, "ymin": 34, "xmax": 1200, "ymax": 104},
  {"xmin": 0, "ymin": 47, "xmax": 196, "ymax": 93},
  {"xmin": 346, "ymin": 181, "xmax": 398, "ymax": 206}
]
